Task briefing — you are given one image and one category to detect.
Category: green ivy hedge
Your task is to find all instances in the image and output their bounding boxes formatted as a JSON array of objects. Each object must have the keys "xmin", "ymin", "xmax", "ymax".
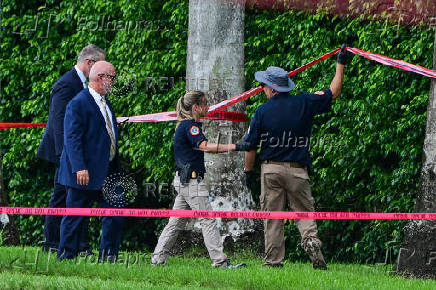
[{"xmin": 0, "ymin": 0, "xmax": 433, "ymax": 262}]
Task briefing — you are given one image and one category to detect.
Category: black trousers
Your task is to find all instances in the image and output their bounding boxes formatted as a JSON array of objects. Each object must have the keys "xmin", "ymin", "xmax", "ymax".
[
  {"xmin": 42, "ymin": 167, "xmax": 91, "ymax": 252},
  {"xmin": 57, "ymin": 187, "xmax": 124, "ymax": 260}
]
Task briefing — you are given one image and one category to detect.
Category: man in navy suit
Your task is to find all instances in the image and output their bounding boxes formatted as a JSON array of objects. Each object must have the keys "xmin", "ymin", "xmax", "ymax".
[
  {"xmin": 57, "ymin": 61, "xmax": 124, "ymax": 261},
  {"xmin": 37, "ymin": 44, "xmax": 106, "ymax": 253}
]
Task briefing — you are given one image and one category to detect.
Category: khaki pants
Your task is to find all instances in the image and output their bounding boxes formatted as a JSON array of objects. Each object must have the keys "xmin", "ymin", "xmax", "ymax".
[
  {"xmin": 261, "ymin": 162, "xmax": 324, "ymax": 265},
  {"xmin": 151, "ymin": 175, "xmax": 228, "ymax": 267}
]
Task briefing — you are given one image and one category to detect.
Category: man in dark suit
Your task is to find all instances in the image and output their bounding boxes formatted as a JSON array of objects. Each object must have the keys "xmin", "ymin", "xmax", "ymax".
[
  {"xmin": 37, "ymin": 44, "xmax": 106, "ymax": 253},
  {"xmin": 57, "ymin": 61, "xmax": 123, "ymax": 261}
]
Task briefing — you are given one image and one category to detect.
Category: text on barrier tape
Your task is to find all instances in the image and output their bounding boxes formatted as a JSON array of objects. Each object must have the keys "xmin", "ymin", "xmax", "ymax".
[{"xmin": 1, "ymin": 207, "xmax": 436, "ymax": 220}]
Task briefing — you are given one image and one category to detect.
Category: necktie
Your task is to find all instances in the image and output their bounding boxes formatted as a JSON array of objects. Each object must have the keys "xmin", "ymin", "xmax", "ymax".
[{"xmin": 101, "ymin": 97, "xmax": 116, "ymax": 161}]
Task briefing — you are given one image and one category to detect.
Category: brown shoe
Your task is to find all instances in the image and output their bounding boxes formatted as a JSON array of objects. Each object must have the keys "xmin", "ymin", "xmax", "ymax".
[
  {"xmin": 303, "ymin": 238, "xmax": 327, "ymax": 270},
  {"xmin": 312, "ymin": 259, "xmax": 327, "ymax": 270},
  {"xmin": 262, "ymin": 263, "xmax": 283, "ymax": 268}
]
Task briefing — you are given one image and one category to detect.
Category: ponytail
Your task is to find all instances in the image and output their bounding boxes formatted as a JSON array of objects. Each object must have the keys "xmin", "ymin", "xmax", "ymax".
[{"xmin": 175, "ymin": 90, "xmax": 206, "ymax": 129}]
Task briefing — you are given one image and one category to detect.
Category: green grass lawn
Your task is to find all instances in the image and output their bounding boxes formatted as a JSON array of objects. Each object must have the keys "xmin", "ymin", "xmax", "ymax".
[{"xmin": 0, "ymin": 247, "xmax": 435, "ymax": 289}]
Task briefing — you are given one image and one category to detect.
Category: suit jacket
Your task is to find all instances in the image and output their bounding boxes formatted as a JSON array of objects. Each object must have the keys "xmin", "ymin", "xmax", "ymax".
[
  {"xmin": 37, "ymin": 68, "xmax": 84, "ymax": 164},
  {"xmin": 58, "ymin": 88, "xmax": 120, "ymax": 190}
]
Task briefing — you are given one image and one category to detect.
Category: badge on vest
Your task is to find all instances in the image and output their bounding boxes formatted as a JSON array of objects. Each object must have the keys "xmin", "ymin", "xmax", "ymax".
[
  {"xmin": 313, "ymin": 91, "xmax": 325, "ymax": 95},
  {"xmin": 190, "ymin": 126, "xmax": 200, "ymax": 136}
]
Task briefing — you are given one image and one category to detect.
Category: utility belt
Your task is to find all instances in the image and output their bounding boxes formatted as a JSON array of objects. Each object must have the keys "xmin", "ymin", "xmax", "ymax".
[
  {"xmin": 175, "ymin": 162, "xmax": 204, "ymax": 184},
  {"xmin": 263, "ymin": 160, "xmax": 304, "ymax": 168}
]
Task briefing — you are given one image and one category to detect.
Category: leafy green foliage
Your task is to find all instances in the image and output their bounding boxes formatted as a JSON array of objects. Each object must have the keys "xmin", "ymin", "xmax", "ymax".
[
  {"xmin": 0, "ymin": 0, "xmax": 188, "ymax": 250},
  {"xmin": 245, "ymin": 10, "xmax": 433, "ymax": 263},
  {"xmin": 1, "ymin": 1, "xmax": 434, "ymax": 262},
  {"xmin": 0, "ymin": 228, "xmax": 4, "ymax": 246}
]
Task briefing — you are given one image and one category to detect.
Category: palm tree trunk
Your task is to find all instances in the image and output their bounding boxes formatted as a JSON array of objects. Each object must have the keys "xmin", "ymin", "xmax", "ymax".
[
  {"xmin": 396, "ymin": 30, "xmax": 436, "ymax": 278},
  {"xmin": 186, "ymin": 0, "xmax": 255, "ymax": 236}
]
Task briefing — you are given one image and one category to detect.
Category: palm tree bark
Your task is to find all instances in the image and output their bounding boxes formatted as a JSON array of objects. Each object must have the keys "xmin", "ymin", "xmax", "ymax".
[
  {"xmin": 186, "ymin": 0, "xmax": 255, "ymax": 236},
  {"xmin": 396, "ymin": 30, "xmax": 436, "ymax": 278}
]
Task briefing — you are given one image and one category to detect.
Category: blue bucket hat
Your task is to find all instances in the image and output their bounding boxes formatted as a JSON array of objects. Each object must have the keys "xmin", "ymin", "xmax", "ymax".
[{"xmin": 254, "ymin": 66, "xmax": 295, "ymax": 92}]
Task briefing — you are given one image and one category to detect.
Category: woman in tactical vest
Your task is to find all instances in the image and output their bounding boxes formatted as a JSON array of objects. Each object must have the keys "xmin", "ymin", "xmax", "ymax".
[{"xmin": 151, "ymin": 90, "xmax": 249, "ymax": 268}]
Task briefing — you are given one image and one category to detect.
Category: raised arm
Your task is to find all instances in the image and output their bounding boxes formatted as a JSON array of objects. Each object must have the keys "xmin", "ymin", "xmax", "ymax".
[
  {"xmin": 330, "ymin": 44, "xmax": 353, "ymax": 100},
  {"xmin": 330, "ymin": 63, "xmax": 345, "ymax": 99}
]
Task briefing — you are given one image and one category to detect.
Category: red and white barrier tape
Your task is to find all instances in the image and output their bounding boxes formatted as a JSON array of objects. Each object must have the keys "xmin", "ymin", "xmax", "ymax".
[
  {"xmin": 1, "ymin": 207, "xmax": 436, "ymax": 220},
  {"xmin": 116, "ymin": 110, "xmax": 247, "ymax": 123},
  {"xmin": 0, "ymin": 123, "xmax": 47, "ymax": 129},
  {"xmin": 347, "ymin": 47, "xmax": 436, "ymax": 79},
  {"xmin": 0, "ymin": 111, "xmax": 246, "ymax": 129},
  {"xmin": 207, "ymin": 48, "xmax": 342, "ymax": 114},
  {"xmin": 2, "ymin": 46, "xmax": 435, "ymax": 129}
]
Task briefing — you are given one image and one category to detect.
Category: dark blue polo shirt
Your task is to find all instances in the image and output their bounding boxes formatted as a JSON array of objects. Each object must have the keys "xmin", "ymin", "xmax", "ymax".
[
  {"xmin": 244, "ymin": 89, "xmax": 333, "ymax": 167},
  {"xmin": 174, "ymin": 119, "xmax": 208, "ymax": 174}
]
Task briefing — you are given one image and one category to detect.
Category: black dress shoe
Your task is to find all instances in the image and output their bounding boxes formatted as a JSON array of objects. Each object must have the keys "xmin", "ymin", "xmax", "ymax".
[
  {"xmin": 39, "ymin": 241, "xmax": 57, "ymax": 254},
  {"xmin": 79, "ymin": 250, "xmax": 95, "ymax": 257},
  {"xmin": 98, "ymin": 255, "xmax": 117, "ymax": 263},
  {"xmin": 42, "ymin": 246, "xmax": 58, "ymax": 254}
]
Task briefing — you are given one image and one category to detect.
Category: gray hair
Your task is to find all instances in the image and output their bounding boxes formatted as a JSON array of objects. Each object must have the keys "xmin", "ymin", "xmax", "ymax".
[{"xmin": 77, "ymin": 44, "xmax": 105, "ymax": 63}]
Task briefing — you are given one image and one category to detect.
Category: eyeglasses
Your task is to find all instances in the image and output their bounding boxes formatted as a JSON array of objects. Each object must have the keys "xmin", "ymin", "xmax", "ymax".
[
  {"xmin": 260, "ymin": 83, "xmax": 266, "ymax": 88},
  {"xmin": 86, "ymin": 58, "xmax": 97, "ymax": 64},
  {"xmin": 98, "ymin": 73, "xmax": 116, "ymax": 81}
]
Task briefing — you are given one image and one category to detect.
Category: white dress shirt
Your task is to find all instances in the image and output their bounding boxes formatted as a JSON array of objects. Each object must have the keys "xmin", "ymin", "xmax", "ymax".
[
  {"xmin": 88, "ymin": 87, "xmax": 115, "ymax": 134},
  {"xmin": 74, "ymin": 65, "xmax": 87, "ymax": 88}
]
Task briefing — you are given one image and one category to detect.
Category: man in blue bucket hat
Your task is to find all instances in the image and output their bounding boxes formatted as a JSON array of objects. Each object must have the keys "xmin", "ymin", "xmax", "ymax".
[{"xmin": 243, "ymin": 45, "xmax": 352, "ymax": 269}]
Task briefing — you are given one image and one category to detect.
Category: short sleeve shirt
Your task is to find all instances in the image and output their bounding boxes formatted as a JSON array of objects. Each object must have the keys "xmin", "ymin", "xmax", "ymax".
[
  {"xmin": 244, "ymin": 89, "xmax": 333, "ymax": 167},
  {"xmin": 174, "ymin": 119, "xmax": 208, "ymax": 174}
]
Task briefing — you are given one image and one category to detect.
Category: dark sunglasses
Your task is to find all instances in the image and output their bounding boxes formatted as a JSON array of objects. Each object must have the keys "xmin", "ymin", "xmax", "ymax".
[{"xmin": 260, "ymin": 83, "xmax": 266, "ymax": 88}]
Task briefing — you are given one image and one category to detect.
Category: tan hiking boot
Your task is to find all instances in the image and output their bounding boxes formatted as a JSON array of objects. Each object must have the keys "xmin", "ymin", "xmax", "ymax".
[{"xmin": 302, "ymin": 238, "xmax": 327, "ymax": 270}]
